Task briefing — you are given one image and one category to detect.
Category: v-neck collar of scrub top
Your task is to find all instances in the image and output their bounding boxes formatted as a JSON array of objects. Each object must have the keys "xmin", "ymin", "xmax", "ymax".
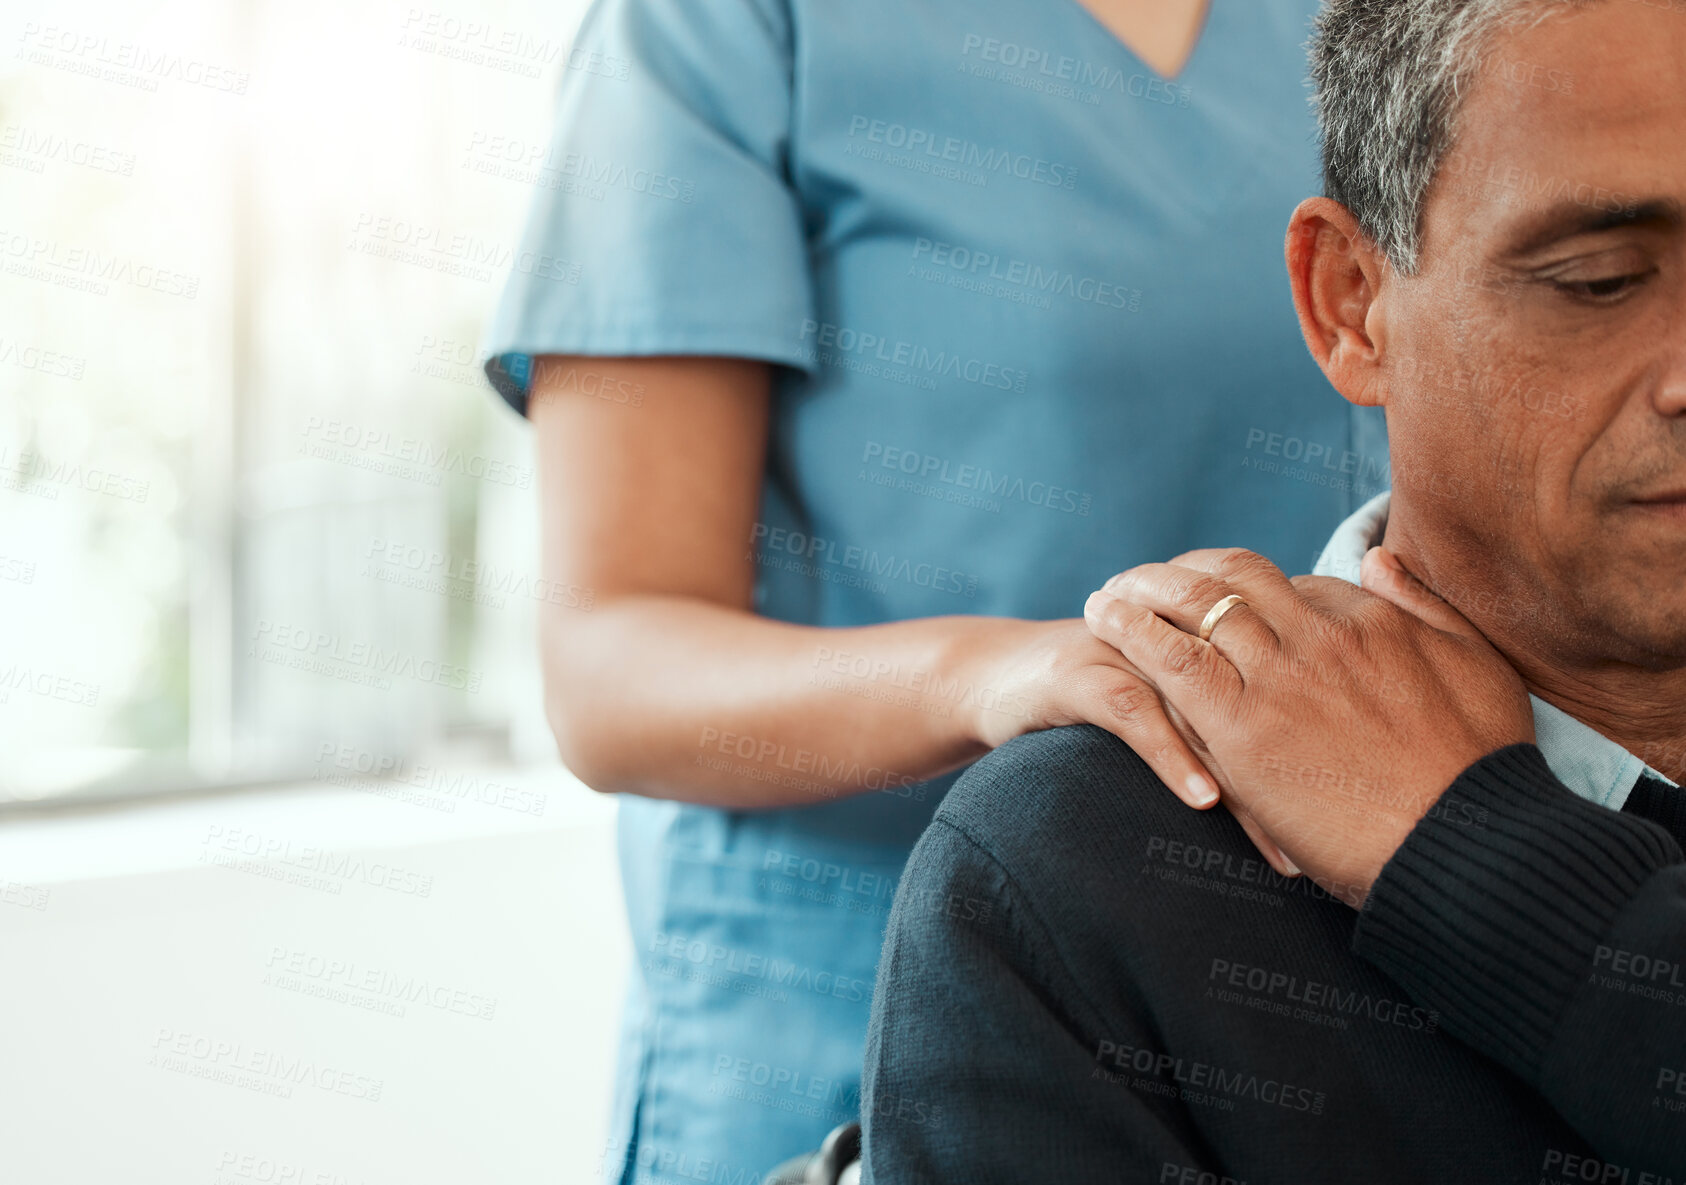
[{"xmin": 1055, "ymin": 0, "xmax": 1217, "ymax": 86}]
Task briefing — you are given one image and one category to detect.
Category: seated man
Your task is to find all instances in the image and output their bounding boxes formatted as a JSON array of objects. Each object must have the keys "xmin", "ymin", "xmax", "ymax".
[{"xmin": 861, "ymin": 0, "xmax": 1686, "ymax": 1180}]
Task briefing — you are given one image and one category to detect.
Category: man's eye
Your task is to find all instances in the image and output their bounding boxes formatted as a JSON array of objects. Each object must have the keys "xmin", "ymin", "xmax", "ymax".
[{"xmin": 1553, "ymin": 272, "xmax": 1651, "ymax": 301}]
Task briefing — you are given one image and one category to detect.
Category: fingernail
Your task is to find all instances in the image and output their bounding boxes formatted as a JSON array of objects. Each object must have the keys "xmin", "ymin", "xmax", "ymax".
[
  {"xmin": 1281, "ymin": 853, "xmax": 1302, "ymax": 877},
  {"xmin": 1184, "ymin": 772, "xmax": 1220, "ymax": 808}
]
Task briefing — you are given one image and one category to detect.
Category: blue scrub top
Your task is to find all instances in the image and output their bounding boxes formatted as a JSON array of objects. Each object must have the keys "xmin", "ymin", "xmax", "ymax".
[{"xmin": 482, "ymin": 0, "xmax": 1388, "ymax": 1179}]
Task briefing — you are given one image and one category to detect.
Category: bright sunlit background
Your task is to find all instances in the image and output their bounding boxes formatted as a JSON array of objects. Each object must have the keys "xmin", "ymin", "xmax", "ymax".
[
  {"xmin": 1, "ymin": 1, "xmax": 630, "ymax": 1180},
  {"xmin": 1, "ymin": 0, "xmax": 593, "ymax": 802}
]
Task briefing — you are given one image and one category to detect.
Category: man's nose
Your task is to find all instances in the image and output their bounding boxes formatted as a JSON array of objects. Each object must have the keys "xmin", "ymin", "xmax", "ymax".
[{"xmin": 1656, "ymin": 298, "xmax": 1686, "ymax": 418}]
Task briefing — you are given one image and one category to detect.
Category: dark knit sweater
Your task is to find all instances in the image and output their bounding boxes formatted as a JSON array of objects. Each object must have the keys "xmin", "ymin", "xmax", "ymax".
[{"xmin": 861, "ymin": 726, "xmax": 1686, "ymax": 1184}]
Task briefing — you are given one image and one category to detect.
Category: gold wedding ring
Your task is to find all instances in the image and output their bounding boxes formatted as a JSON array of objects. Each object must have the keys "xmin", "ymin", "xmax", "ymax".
[{"xmin": 1198, "ymin": 594, "xmax": 1248, "ymax": 642}]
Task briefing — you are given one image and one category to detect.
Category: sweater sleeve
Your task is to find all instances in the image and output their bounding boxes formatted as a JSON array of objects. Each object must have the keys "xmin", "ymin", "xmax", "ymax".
[
  {"xmin": 860, "ymin": 817, "xmax": 1214, "ymax": 1185},
  {"xmin": 1352, "ymin": 743, "xmax": 1686, "ymax": 1168}
]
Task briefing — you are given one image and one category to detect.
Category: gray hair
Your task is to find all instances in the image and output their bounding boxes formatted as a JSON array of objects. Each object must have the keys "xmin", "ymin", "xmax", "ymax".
[{"xmin": 1309, "ymin": 0, "xmax": 1599, "ymax": 274}]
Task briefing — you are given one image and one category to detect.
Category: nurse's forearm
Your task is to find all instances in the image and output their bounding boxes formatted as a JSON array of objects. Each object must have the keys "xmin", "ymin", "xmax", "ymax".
[
  {"xmin": 540, "ymin": 595, "xmax": 1037, "ymax": 806},
  {"xmin": 521, "ymin": 355, "xmax": 1222, "ymax": 817}
]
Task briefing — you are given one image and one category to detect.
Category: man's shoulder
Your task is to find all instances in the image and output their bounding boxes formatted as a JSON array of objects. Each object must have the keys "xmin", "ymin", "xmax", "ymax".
[
  {"xmin": 897, "ymin": 725, "xmax": 1292, "ymax": 1029},
  {"xmin": 932, "ymin": 724, "xmax": 1220, "ymax": 892}
]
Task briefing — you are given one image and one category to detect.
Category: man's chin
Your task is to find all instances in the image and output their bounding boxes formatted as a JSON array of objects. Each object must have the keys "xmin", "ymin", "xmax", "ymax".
[
  {"xmin": 1542, "ymin": 548, "xmax": 1686, "ymax": 664},
  {"xmin": 1591, "ymin": 606, "xmax": 1686, "ymax": 669}
]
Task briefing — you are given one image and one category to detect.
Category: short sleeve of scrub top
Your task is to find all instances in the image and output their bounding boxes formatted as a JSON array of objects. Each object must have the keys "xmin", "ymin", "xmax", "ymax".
[
  {"xmin": 481, "ymin": 0, "xmax": 815, "ymax": 408},
  {"xmin": 479, "ymin": 0, "xmax": 1389, "ymax": 1181}
]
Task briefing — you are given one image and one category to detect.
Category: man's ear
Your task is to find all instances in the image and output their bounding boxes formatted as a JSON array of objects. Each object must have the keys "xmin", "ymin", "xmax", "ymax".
[{"xmin": 1284, "ymin": 198, "xmax": 1390, "ymax": 408}]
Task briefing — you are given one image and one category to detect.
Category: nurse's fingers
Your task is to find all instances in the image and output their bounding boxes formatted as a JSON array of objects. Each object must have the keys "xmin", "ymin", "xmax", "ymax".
[
  {"xmin": 1097, "ymin": 562, "xmax": 1280, "ymax": 668},
  {"xmin": 1066, "ymin": 665, "xmax": 1221, "ymax": 809},
  {"xmin": 1083, "ymin": 585, "xmax": 1250, "ymax": 711},
  {"xmin": 1155, "ymin": 689, "xmax": 1298, "ymax": 876},
  {"xmin": 1067, "ymin": 665, "xmax": 1301, "ymax": 876}
]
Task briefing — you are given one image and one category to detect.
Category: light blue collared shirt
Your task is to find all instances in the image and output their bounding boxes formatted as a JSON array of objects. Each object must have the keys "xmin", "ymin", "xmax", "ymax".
[{"xmin": 1313, "ymin": 491, "xmax": 1678, "ymax": 810}]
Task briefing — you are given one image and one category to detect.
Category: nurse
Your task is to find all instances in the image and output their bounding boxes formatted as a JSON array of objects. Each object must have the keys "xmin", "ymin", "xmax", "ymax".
[{"xmin": 480, "ymin": 0, "xmax": 1388, "ymax": 1180}]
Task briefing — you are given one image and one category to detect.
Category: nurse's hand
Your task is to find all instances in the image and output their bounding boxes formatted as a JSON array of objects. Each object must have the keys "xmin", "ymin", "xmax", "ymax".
[
  {"xmin": 961, "ymin": 617, "xmax": 1301, "ymax": 875},
  {"xmin": 1082, "ymin": 547, "xmax": 1533, "ymax": 905}
]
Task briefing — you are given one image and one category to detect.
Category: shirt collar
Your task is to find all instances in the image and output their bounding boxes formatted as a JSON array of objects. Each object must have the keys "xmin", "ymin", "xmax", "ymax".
[{"xmin": 1312, "ymin": 491, "xmax": 1677, "ymax": 809}]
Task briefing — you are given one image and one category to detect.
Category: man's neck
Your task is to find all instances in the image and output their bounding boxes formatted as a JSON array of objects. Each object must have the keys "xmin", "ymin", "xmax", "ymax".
[{"xmin": 1381, "ymin": 508, "xmax": 1686, "ymax": 786}]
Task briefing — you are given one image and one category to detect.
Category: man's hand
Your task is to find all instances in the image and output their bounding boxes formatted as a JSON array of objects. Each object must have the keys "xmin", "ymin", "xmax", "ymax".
[{"xmin": 1083, "ymin": 546, "xmax": 1535, "ymax": 906}]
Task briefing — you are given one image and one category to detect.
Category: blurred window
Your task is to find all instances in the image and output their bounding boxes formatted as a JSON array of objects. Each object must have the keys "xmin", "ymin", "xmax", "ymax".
[{"xmin": 0, "ymin": 0, "xmax": 587, "ymax": 806}]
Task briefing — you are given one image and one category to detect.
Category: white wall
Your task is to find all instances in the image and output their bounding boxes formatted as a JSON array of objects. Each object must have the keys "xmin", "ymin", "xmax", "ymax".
[{"xmin": 0, "ymin": 769, "xmax": 628, "ymax": 1185}]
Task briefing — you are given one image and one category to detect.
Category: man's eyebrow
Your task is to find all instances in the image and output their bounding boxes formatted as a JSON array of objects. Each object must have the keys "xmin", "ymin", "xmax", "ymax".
[{"xmin": 1502, "ymin": 198, "xmax": 1685, "ymax": 255}]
